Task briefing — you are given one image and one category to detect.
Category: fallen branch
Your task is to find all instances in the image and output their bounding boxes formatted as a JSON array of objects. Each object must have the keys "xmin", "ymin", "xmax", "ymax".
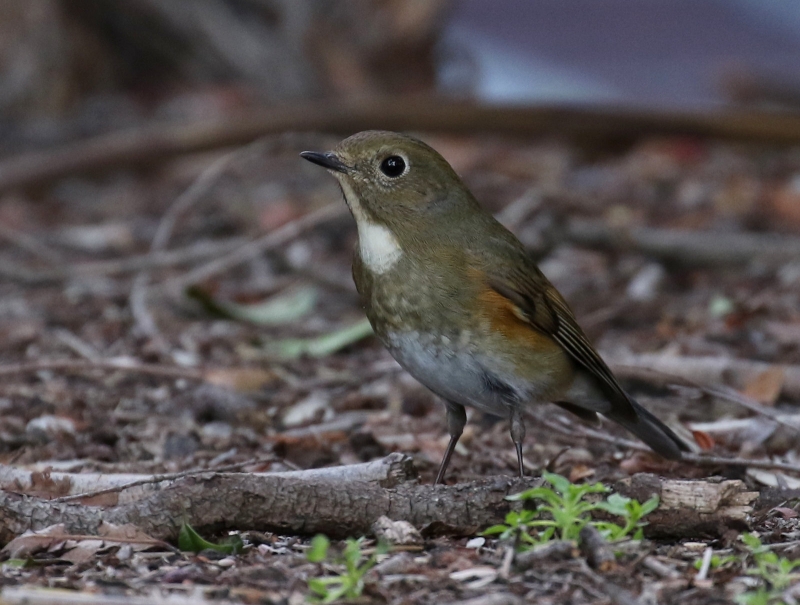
[
  {"xmin": 565, "ymin": 218, "xmax": 800, "ymax": 267},
  {"xmin": 0, "ymin": 455, "xmax": 756, "ymax": 545},
  {"xmin": 0, "ymin": 359, "xmax": 203, "ymax": 381},
  {"xmin": 613, "ymin": 473, "xmax": 757, "ymax": 538},
  {"xmin": 0, "ymin": 453, "xmax": 405, "ymax": 506},
  {"xmin": 5, "ymin": 99, "xmax": 800, "ymax": 192},
  {"xmin": 608, "ymin": 353, "xmax": 800, "ymax": 400}
]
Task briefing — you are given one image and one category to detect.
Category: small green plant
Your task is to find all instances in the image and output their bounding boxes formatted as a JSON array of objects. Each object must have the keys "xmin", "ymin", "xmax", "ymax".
[
  {"xmin": 734, "ymin": 533, "xmax": 800, "ymax": 605},
  {"xmin": 178, "ymin": 522, "xmax": 243, "ymax": 555},
  {"xmin": 306, "ymin": 535, "xmax": 387, "ymax": 603},
  {"xmin": 594, "ymin": 492, "xmax": 660, "ymax": 540},
  {"xmin": 693, "ymin": 552, "xmax": 737, "ymax": 572},
  {"xmin": 482, "ymin": 472, "xmax": 658, "ymax": 548}
]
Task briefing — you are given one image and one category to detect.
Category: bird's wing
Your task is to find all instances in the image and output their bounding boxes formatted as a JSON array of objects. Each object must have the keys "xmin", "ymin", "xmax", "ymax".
[{"xmin": 485, "ymin": 262, "xmax": 637, "ymax": 420}]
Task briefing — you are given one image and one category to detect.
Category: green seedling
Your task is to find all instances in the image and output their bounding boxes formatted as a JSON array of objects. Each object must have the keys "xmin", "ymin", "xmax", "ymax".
[
  {"xmin": 594, "ymin": 492, "xmax": 660, "ymax": 540},
  {"xmin": 734, "ymin": 533, "xmax": 800, "ymax": 605},
  {"xmin": 306, "ymin": 535, "xmax": 388, "ymax": 603},
  {"xmin": 693, "ymin": 552, "xmax": 737, "ymax": 572},
  {"xmin": 178, "ymin": 522, "xmax": 243, "ymax": 555},
  {"xmin": 482, "ymin": 472, "xmax": 658, "ymax": 549}
]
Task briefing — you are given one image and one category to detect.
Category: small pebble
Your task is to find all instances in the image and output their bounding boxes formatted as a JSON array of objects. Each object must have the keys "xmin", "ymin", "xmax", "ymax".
[{"xmin": 217, "ymin": 557, "xmax": 236, "ymax": 568}]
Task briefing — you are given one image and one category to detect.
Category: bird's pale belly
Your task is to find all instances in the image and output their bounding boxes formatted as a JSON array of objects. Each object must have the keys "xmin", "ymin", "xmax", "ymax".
[{"xmin": 384, "ymin": 329, "xmax": 530, "ymax": 418}]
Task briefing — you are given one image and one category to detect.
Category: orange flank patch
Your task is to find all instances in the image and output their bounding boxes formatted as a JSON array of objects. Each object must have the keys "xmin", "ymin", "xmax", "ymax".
[{"xmin": 475, "ymin": 286, "xmax": 561, "ymax": 354}]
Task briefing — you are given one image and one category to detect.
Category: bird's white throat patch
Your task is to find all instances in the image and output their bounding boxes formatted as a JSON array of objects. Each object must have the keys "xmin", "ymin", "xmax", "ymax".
[
  {"xmin": 358, "ymin": 221, "xmax": 402, "ymax": 274},
  {"xmin": 338, "ymin": 179, "xmax": 403, "ymax": 274}
]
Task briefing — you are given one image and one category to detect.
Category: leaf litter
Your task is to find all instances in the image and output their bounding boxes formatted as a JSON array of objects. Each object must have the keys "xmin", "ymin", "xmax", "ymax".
[{"xmin": 0, "ymin": 133, "xmax": 799, "ymax": 604}]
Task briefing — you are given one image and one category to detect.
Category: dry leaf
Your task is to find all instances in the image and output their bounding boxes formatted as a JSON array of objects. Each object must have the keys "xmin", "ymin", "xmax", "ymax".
[
  {"xmin": 1, "ymin": 524, "xmax": 69, "ymax": 559},
  {"xmin": 770, "ymin": 507, "xmax": 799, "ymax": 519},
  {"xmin": 568, "ymin": 464, "xmax": 596, "ymax": 482},
  {"xmin": 2, "ymin": 522, "xmax": 162, "ymax": 561},
  {"xmin": 26, "ymin": 470, "xmax": 73, "ymax": 499},
  {"xmin": 204, "ymin": 367, "xmax": 278, "ymax": 393},
  {"xmin": 691, "ymin": 430, "xmax": 716, "ymax": 451},
  {"xmin": 742, "ymin": 367, "xmax": 786, "ymax": 406}
]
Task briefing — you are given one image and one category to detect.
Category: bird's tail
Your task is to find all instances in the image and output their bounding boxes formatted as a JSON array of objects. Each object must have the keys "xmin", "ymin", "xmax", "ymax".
[{"xmin": 604, "ymin": 398, "xmax": 689, "ymax": 460}]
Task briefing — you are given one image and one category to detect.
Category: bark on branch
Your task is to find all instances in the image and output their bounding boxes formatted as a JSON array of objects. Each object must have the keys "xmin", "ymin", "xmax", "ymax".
[
  {"xmin": 0, "ymin": 455, "xmax": 757, "ymax": 545},
  {"xmin": 614, "ymin": 474, "xmax": 757, "ymax": 538}
]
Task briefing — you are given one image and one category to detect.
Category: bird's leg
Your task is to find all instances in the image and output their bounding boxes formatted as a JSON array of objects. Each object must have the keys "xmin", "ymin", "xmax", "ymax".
[
  {"xmin": 435, "ymin": 401, "xmax": 467, "ymax": 485},
  {"xmin": 510, "ymin": 407, "xmax": 526, "ymax": 478}
]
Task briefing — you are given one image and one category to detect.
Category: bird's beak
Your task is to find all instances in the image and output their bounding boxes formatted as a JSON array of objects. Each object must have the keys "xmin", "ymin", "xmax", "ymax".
[{"xmin": 300, "ymin": 151, "xmax": 349, "ymax": 174}]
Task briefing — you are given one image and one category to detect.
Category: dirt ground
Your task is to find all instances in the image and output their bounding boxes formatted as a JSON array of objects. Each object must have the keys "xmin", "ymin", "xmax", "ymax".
[{"xmin": 1, "ymin": 131, "xmax": 799, "ymax": 604}]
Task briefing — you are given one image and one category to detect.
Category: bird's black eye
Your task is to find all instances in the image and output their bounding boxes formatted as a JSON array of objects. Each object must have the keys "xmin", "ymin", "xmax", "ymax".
[{"xmin": 379, "ymin": 155, "xmax": 406, "ymax": 178}]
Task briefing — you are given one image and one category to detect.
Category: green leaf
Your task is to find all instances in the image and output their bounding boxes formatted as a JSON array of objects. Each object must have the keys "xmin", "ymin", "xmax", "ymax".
[
  {"xmin": 735, "ymin": 588, "xmax": 772, "ymax": 605},
  {"xmin": 188, "ymin": 285, "xmax": 318, "ymax": 326},
  {"xmin": 596, "ymin": 493, "xmax": 631, "ymax": 516},
  {"xmin": 542, "ymin": 472, "xmax": 572, "ymax": 495},
  {"xmin": 178, "ymin": 523, "xmax": 242, "ymax": 554},
  {"xmin": 481, "ymin": 524, "xmax": 511, "ymax": 536},
  {"xmin": 307, "ymin": 534, "xmax": 330, "ymax": 563},
  {"xmin": 343, "ymin": 538, "xmax": 364, "ymax": 570},
  {"xmin": 266, "ymin": 318, "xmax": 374, "ymax": 359},
  {"xmin": 640, "ymin": 495, "xmax": 660, "ymax": 516},
  {"xmin": 2, "ymin": 559, "xmax": 28, "ymax": 568}
]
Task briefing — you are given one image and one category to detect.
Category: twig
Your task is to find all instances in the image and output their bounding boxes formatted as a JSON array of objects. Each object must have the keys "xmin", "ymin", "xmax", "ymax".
[
  {"xmin": 579, "ymin": 525, "xmax": 616, "ymax": 572},
  {"xmin": 129, "ymin": 142, "xmax": 261, "ymax": 340},
  {"xmin": 52, "ymin": 329, "xmax": 101, "ymax": 361},
  {"xmin": 5, "ymin": 99, "xmax": 800, "ymax": 191},
  {"xmin": 158, "ymin": 202, "xmax": 346, "ymax": 293},
  {"xmin": 695, "ymin": 547, "xmax": 714, "ymax": 581},
  {"xmin": 640, "ymin": 556, "xmax": 681, "ymax": 579},
  {"xmin": 0, "ymin": 222, "xmax": 63, "ymax": 264},
  {"xmin": 498, "ymin": 544, "xmax": 515, "ymax": 580},
  {"xmin": 0, "ymin": 359, "xmax": 203, "ymax": 381},
  {"xmin": 51, "ymin": 455, "xmax": 278, "ymax": 503},
  {"xmin": 442, "ymin": 594, "xmax": 522, "ymax": 605},
  {"xmin": 565, "ymin": 218, "xmax": 800, "ymax": 266},
  {"xmin": 538, "ymin": 414, "xmax": 800, "ymax": 474},
  {"xmin": 608, "ymin": 360, "xmax": 800, "ymax": 435},
  {"xmin": 579, "ymin": 562, "xmax": 642, "ymax": 605},
  {"xmin": 608, "ymin": 353, "xmax": 800, "ymax": 400},
  {"xmin": 0, "ymin": 238, "xmax": 244, "ymax": 285},
  {"xmin": 514, "ymin": 541, "xmax": 575, "ymax": 571}
]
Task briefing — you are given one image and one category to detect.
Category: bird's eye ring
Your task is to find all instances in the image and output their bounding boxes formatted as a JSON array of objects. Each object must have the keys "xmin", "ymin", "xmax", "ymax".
[{"xmin": 379, "ymin": 155, "xmax": 406, "ymax": 178}]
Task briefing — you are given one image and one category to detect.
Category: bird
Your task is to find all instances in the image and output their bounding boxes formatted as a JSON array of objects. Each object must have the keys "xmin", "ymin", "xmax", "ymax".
[{"xmin": 300, "ymin": 130, "xmax": 688, "ymax": 484}]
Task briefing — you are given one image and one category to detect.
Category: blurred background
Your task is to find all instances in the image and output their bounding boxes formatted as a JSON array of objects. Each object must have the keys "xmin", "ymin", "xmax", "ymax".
[
  {"xmin": 2, "ymin": 0, "xmax": 800, "ymax": 489},
  {"xmin": 4, "ymin": 0, "xmax": 800, "ymax": 128}
]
